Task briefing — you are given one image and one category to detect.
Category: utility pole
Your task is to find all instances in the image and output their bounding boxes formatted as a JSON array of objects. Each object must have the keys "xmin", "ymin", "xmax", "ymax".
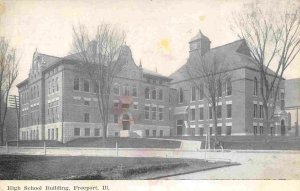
[{"xmin": 8, "ymin": 95, "xmax": 20, "ymax": 146}]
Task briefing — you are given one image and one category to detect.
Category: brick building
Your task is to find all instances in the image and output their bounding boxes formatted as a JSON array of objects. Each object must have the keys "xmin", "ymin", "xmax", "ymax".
[
  {"xmin": 17, "ymin": 46, "xmax": 172, "ymax": 143},
  {"xmin": 17, "ymin": 30, "xmax": 291, "ymax": 143},
  {"xmin": 169, "ymin": 30, "xmax": 290, "ymax": 136}
]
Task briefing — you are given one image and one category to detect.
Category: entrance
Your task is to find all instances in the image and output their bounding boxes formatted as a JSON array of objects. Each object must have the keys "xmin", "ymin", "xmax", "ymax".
[
  {"xmin": 281, "ymin": 119, "xmax": 286, "ymax": 136},
  {"xmin": 122, "ymin": 114, "xmax": 130, "ymax": 130},
  {"xmin": 176, "ymin": 120, "xmax": 183, "ymax": 135}
]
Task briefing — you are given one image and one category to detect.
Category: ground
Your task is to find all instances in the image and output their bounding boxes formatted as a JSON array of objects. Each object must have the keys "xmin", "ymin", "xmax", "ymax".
[
  {"xmin": 165, "ymin": 136, "xmax": 300, "ymax": 150},
  {"xmin": 9, "ymin": 138, "xmax": 181, "ymax": 149},
  {"xmin": 0, "ymin": 155, "xmax": 234, "ymax": 180}
]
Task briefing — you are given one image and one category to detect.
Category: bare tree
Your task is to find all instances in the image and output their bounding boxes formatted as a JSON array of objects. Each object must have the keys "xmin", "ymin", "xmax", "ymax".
[
  {"xmin": 186, "ymin": 51, "xmax": 229, "ymax": 149},
  {"xmin": 0, "ymin": 38, "xmax": 19, "ymax": 145},
  {"xmin": 72, "ymin": 24, "xmax": 126, "ymax": 139},
  {"xmin": 232, "ymin": 3, "xmax": 300, "ymax": 135}
]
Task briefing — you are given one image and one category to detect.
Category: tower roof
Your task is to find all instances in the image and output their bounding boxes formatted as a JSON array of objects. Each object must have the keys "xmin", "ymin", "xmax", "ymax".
[{"xmin": 189, "ymin": 30, "xmax": 210, "ymax": 43}]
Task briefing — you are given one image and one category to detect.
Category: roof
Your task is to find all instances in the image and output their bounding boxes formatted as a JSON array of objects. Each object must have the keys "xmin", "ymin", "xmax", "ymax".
[
  {"xmin": 16, "ymin": 78, "xmax": 28, "ymax": 88},
  {"xmin": 142, "ymin": 68, "xmax": 172, "ymax": 81},
  {"xmin": 169, "ymin": 39, "xmax": 279, "ymax": 84},
  {"xmin": 189, "ymin": 30, "xmax": 210, "ymax": 43}
]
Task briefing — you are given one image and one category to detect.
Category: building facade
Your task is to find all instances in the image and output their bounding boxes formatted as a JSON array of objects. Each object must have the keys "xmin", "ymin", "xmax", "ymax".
[
  {"xmin": 17, "ymin": 30, "xmax": 291, "ymax": 143},
  {"xmin": 169, "ymin": 30, "xmax": 290, "ymax": 137}
]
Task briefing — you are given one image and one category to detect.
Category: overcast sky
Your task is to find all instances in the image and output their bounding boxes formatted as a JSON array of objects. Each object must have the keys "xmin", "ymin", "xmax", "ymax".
[{"xmin": 0, "ymin": 0, "xmax": 299, "ymax": 94}]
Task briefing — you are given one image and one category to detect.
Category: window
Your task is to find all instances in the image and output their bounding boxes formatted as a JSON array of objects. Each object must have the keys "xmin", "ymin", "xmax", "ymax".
[
  {"xmin": 94, "ymin": 82, "xmax": 99, "ymax": 93},
  {"xmin": 56, "ymin": 77, "xmax": 59, "ymax": 92},
  {"xmin": 51, "ymin": 129, "xmax": 54, "ymax": 140},
  {"xmin": 253, "ymin": 126, "xmax": 258, "ymax": 135},
  {"xmin": 259, "ymin": 126, "xmax": 263, "ymax": 135},
  {"xmin": 74, "ymin": 77, "xmax": 79, "ymax": 90},
  {"xmin": 253, "ymin": 104, "xmax": 258, "ymax": 118},
  {"xmin": 179, "ymin": 88, "xmax": 184, "ymax": 103},
  {"xmin": 226, "ymin": 78, "xmax": 232, "ymax": 96},
  {"xmin": 226, "ymin": 104, "xmax": 232, "ymax": 118},
  {"xmin": 132, "ymin": 85, "xmax": 137, "ymax": 97},
  {"xmin": 159, "ymin": 130, "xmax": 163, "ymax": 137},
  {"xmin": 52, "ymin": 79, "xmax": 55, "ymax": 93},
  {"xmin": 281, "ymin": 100, "xmax": 285, "ymax": 110},
  {"xmin": 84, "ymin": 80, "xmax": 89, "ymax": 92},
  {"xmin": 123, "ymin": 85, "xmax": 130, "ymax": 96},
  {"xmin": 218, "ymin": 80, "xmax": 222, "ymax": 97},
  {"xmin": 48, "ymin": 129, "xmax": 51, "ymax": 140},
  {"xmin": 55, "ymin": 128, "xmax": 58, "ymax": 140},
  {"xmin": 191, "ymin": 108, "xmax": 195, "ymax": 121},
  {"xmin": 37, "ymin": 85, "xmax": 39, "ymax": 97},
  {"xmin": 209, "ymin": 106, "xmax": 212, "ymax": 119},
  {"xmin": 216, "ymin": 126, "xmax": 222, "ymax": 135},
  {"xmin": 85, "ymin": 128, "xmax": 90, "ymax": 136},
  {"xmin": 48, "ymin": 81, "xmax": 51, "ymax": 95},
  {"xmin": 122, "ymin": 104, "xmax": 129, "ymax": 109},
  {"xmin": 281, "ymin": 92, "xmax": 285, "ymax": 99},
  {"xmin": 159, "ymin": 107, "xmax": 163, "ymax": 121},
  {"xmin": 259, "ymin": 105, "xmax": 263, "ymax": 118},
  {"xmin": 152, "ymin": 89, "xmax": 156, "ymax": 100},
  {"xmin": 145, "ymin": 106, "xmax": 150, "ymax": 119},
  {"xmin": 114, "ymin": 84, "xmax": 120, "ymax": 95},
  {"xmin": 84, "ymin": 101, "xmax": 90, "ymax": 106},
  {"xmin": 191, "ymin": 87, "xmax": 196, "ymax": 101},
  {"xmin": 94, "ymin": 128, "xmax": 100, "ymax": 136},
  {"xmin": 145, "ymin": 129, "xmax": 150, "ymax": 137},
  {"xmin": 152, "ymin": 130, "xmax": 156, "ymax": 137},
  {"xmin": 226, "ymin": 126, "xmax": 231, "ymax": 135},
  {"xmin": 199, "ymin": 107, "xmax": 204, "ymax": 120},
  {"xmin": 145, "ymin": 87, "xmax": 150, "ymax": 99},
  {"xmin": 114, "ymin": 102, "xmax": 119, "ymax": 108},
  {"xmin": 152, "ymin": 106, "xmax": 157, "ymax": 120},
  {"xmin": 217, "ymin": 105, "xmax": 222, "ymax": 119},
  {"xmin": 158, "ymin": 89, "xmax": 163, "ymax": 100},
  {"xmin": 84, "ymin": 113, "xmax": 90, "ymax": 123},
  {"xmin": 199, "ymin": 84, "xmax": 204, "ymax": 100},
  {"xmin": 254, "ymin": 77, "xmax": 258, "ymax": 96},
  {"xmin": 114, "ymin": 115, "xmax": 118, "ymax": 123},
  {"xmin": 199, "ymin": 128, "xmax": 204, "ymax": 136},
  {"xmin": 133, "ymin": 103, "xmax": 138, "ymax": 110}
]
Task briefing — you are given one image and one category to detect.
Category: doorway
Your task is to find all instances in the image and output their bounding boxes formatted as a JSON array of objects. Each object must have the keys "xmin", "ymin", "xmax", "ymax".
[
  {"xmin": 176, "ymin": 120, "xmax": 183, "ymax": 136},
  {"xmin": 122, "ymin": 114, "xmax": 130, "ymax": 130},
  {"xmin": 281, "ymin": 119, "xmax": 286, "ymax": 136}
]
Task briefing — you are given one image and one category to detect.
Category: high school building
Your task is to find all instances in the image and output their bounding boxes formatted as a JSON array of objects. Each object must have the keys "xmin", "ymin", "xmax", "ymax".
[{"xmin": 17, "ymin": 30, "xmax": 291, "ymax": 143}]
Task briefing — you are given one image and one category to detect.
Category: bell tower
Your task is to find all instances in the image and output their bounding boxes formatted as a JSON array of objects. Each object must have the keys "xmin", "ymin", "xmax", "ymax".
[{"xmin": 189, "ymin": 30, "xmax": 211, "ymax": 55}]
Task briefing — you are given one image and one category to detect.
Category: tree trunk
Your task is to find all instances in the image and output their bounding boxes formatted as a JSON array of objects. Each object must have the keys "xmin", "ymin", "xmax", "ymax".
[{"xmin": 0, "ymin": 124, "xmax": 3, "ymax": 146}]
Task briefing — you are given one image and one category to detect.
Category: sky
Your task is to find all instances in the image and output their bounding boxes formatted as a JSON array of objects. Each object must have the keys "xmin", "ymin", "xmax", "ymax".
[{"xmin": 0, "ymin": 0, "xmax": 299, "ymax": 94}]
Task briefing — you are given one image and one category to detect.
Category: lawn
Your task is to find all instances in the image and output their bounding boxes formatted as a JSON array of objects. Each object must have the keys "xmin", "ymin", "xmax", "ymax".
[
  {"xmin": 165, "ymin": 136, "xmax": 300, "ymax": 150},
  {"xmin": 7, "ymin": 138, "xmax": 181, "ymax": 149},
  {"xmin": 0, "ymin": 155, "xmax": 236, "ymax": 180}
]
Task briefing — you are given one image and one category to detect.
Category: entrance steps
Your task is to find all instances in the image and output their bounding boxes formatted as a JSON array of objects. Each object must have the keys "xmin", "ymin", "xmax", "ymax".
[{"xmin": 119, "ymin": 130, "xmax": 142, "ymax": 138}]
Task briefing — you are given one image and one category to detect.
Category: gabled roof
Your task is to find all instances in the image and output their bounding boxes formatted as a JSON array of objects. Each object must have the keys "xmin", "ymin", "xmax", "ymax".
[
  {"xmin": 169, "ymin": 39, "xmax": 279, "ymax": 84},
  {"xmin": 142, "ymin": 68, "xmax": 172, "ymax": 81}
]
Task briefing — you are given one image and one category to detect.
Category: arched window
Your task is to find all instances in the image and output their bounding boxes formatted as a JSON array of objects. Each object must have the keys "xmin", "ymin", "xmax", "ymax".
[
  {"xmin": 33, "ymin": 86, "xmax": 36, "ymax": 99},
  {"xmin": 217, "ymin": 80, "xmax": 222, "ymax": 97},
  {"xmin": 179, "ymin": 88, "xmax": 184, "ymax": 103},
  {"xmin": 152, "ymin": 89, "xmax": 156, "ymax": 100},
  {"xmin": 84, "ymin": 80, "xmax": 89, "ymax": 92},
  {"xmin": 254, "ymin": 77, "xmax": 258, "ymax": 96},
  {"xmin": 199, "ymin": 84, "xmax": 204, "ymax": 100},
  {"xmin": 158, "ymin": 89, "xmax": 163, "ymax": 100},
  {"xmin": 113, "ymin": 83, "xmax": 120, "ymax": 95},
  {"xmin": 74, "ymin": 77, "xmax": 79, "ymax": 91},
  {"xmin": 145, "ymin": 87, "xmax": 150, "ymax": 99},
  {"xmin": 226, "ymin": 78, "xmax": 232, "ymax": 96}
]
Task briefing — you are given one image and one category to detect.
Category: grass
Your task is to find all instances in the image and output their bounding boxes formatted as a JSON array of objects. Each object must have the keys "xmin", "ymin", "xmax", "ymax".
[
  {"xmin": 165, "ymin": 136, "xmax": 300, "ymax": 150},
  {"xmin": 0, "ymin": 155, "xmax": 236, "ymax": 180},
  {"xmin": 7, "ymin": 138, "xmax": 181, "ymax": 149}
]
